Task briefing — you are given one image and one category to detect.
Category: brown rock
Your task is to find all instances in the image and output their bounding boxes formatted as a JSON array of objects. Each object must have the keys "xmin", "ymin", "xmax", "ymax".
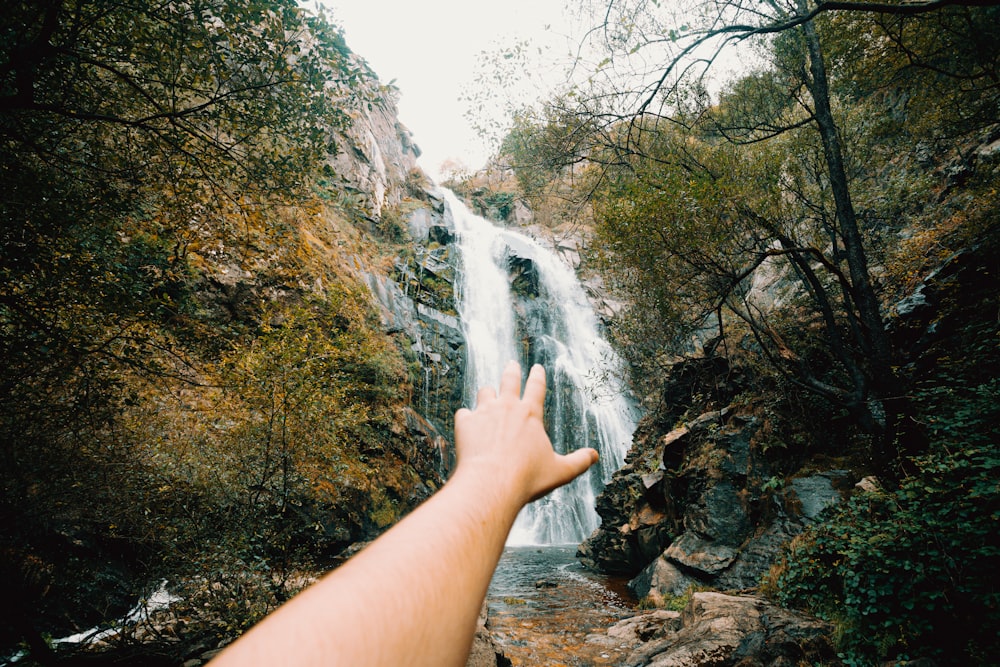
[
  {"xmin": 465, "ymin": 602, "xmax": 510, "ymax": 667},
  {"xmin": 663, "ymin": 532, "xmax": 738, "ymax": 575},
  {"xmin": 607, "ymin": 610, "xmax": 681, "ymax": 642},
  {"xmin": 625, "ymin": 592, "xmax": 834, "ymax": 667},
  {"xmin": 628, "ymin": 555, "xmax": 702, "ymax": 605}
]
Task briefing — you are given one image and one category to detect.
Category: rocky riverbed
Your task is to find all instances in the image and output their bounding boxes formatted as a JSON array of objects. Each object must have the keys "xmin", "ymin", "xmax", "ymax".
[
  {"xmin": 485, "ymin": 546, "xmax": 637, "ymax": 666},
  {"xmin": 480, "ymin": 547, "xmax": 836, "ymax": 667}
]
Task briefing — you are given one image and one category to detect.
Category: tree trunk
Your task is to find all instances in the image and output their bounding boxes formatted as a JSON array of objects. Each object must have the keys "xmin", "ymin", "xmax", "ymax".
[{"xmin": 801, "ymin": 17, "xmax": 900, "ymax": 474}]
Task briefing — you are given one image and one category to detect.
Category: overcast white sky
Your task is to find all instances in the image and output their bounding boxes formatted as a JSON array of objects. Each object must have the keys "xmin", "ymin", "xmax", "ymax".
[{"xmin": 317, "ymin": 0, "xmax": 579, "ymax": 182}]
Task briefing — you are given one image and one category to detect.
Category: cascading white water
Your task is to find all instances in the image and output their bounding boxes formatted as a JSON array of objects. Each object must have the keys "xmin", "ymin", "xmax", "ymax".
[{"xmin": 445, "ymin": 189, "xmax": 638, "ymax": 545}]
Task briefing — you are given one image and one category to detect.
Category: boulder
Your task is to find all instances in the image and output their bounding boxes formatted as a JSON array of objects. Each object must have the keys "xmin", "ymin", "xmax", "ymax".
[
  {"xmin": 628, "ymin": 556, "xmax": 704, "ymax": 605},
  {"xmin": 664, "ymin": 532, "xmax": 739, "ymax": 575},
  {"xmin": 638, "ymin": 470, "xmax": 853, "ymax": 598},
  {"xmin": 887, "ymin": 245, "xmax": 992, "ymax": 360},
  {"xmin": 579, "ymin": 358, "xmax": 742, "ymax": 579},
  {"xmin": 710, "ymin": 517, "xmax": 801, "ymax": 592},
  {"xmin": 680, "ymin": 480, "xmax": 753, "ymax": 549},
  {"xmin": 623, "ymin": 592, "xmax": 834, "ymax": 667},
  {"xmin": 607, "ymin": 610, "xmax": 682, "ymax": 643},
  {"xmin": 465, "ymin": 602, "xmax": 511, "ymax": 667},
  {"xmin": 578, "ymin": 462, "xmax": 676, "ymax": 575},
  {"xmin": 787, "ymin": 471, "xmax": 850, "ymax": 522},
  {"xmin": 583, "ymin": 357, "xmax": 857, "ymax": 596}
]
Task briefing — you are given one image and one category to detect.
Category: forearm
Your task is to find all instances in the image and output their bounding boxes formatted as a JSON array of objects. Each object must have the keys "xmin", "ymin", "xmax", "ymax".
[{"xmin": 211, "ymin": 467, "xmax": 520, "ymax": 667}]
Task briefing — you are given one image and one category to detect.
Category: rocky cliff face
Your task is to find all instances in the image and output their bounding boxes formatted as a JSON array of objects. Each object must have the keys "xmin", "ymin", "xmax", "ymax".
[
  {"xmin": 327, "ymin": 58, "xmax": 422, "ymax": 219},
  {"xmin": 309, "ymin": 55, "xmax": 475, "ymax": 448},
  {"xmin": 364, "ymin": 191, "xmax": 467, "ymax": 443},
  {"xmin": 577, "ymin": 355, "xmax": 855, "ymax": 603},
  {"xmin": 570, "ymin": 222, "xmax": 1000, "ymax": 664}
]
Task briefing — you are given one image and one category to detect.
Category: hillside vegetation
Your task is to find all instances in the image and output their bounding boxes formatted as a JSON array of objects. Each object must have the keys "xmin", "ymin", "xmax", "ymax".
[{"xmin": 1, "ymin": 2, "xmax": 440, "ymax": 661}]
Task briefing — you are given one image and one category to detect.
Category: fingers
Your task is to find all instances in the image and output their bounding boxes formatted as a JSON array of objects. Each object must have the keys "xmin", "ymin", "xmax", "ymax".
[
  {"xmin": 521, "ymin": 364, "xmax": 546, "ymax": 413},
  {"xmin": 556, "ymin": 448, "xmax": 599, "ymax": 485},
  {"xmin": 498, "ymin": 360, "xmax": 522, "ymax": 399},
  {"xmin": 477, "ymin": 361, "xmax": 521, "ymax": 406},
  {"xmin": 475, "ymin": 385, "xmax": 497, "ymax": 406},
  {"xmin": 479, "ymin": 362, "xmax": 544, "ymax": 406},
  {"xmin": 457, "ymin": 362, "xmax": 600, "ymax": 505}
]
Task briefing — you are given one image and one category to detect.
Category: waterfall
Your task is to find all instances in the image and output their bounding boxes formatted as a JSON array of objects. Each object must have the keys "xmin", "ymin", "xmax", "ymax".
[{"xmin": 445, "ymin": 189, "xmax": 638, "ymax": 545}]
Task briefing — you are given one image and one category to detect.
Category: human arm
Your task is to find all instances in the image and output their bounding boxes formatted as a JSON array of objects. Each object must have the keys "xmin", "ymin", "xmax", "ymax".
[{"xmin": 210, "ymin": 361, "xmax": 598, "ymax": 667}]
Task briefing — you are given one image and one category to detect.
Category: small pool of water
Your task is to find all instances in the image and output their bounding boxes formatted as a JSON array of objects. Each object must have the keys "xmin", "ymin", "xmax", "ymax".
[{"xmin": 486, "ymin": 546, "xmax": 637, "ymax": 666}]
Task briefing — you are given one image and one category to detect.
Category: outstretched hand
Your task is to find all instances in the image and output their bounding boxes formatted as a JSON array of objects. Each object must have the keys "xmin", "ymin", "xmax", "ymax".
[{"xmin": 453, "ymin": 361, "xmax": 598, "ymax": 506}]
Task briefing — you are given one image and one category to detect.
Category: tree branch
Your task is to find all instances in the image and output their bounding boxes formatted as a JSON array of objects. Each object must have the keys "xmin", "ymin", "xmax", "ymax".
[{"xmin": 724, "ymin": 0, "xmax": 1000, "ymax": 38}]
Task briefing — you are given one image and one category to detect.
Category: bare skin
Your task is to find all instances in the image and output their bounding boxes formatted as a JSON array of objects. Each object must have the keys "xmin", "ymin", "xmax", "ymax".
[{"xmin": 210, "ymin": 361, "xmax": 598, "ymax": 667}]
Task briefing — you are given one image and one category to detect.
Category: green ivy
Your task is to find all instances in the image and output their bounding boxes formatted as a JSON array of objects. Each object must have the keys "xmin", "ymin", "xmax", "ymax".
[{"xmin": 775, "ymin": 381, "xmax": 1000, "ymax": 665}]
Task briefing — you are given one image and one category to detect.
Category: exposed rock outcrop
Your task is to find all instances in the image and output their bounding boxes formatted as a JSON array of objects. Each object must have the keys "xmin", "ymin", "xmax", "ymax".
[
  {"xmin": 607, "ymin": 592, "xmax": 834, "ymax": 667},
  {"xmin": 326, "ymin": 60, "xmax": 421, "ymax": 220},
  {"xmin": 364, "ymin": 195, "xmax": 466, "ymax": 440},
  {"xmin": 579, "ymin": 355, "xmax": 854, "ymax": 604},
  {"xmin": 466, "ymin": 603, "xmax": 512, "ymax": 667}
]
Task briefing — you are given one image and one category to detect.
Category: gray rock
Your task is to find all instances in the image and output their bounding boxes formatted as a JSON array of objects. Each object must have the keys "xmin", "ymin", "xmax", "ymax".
[
  {"xmin": 628, "ymin": 555, "xmax": 702, "ymax": 604},
  {"xmin": 325, "ymin": 73, "xmax": 418, "ymax": 219},
  {"xmin": 408, "ymin": 207, "xmax": 432, "ymax": 242},
  {"xmin": 625, "ymin": 592, "xmax": 834, "ymax": 667},
  {"xmin": 465, "ymin": 602, "xmax": 510, "ymax": 667},
  {"xmin": 788, "ymin": 471, "xmax": 849, "ymax": 522},
  {"xmin": 606, "ymin": 610, "xmax": 681, "ymax": 642},
  {"xmin": 685, "ymin": 409, "xmax": 728, "ymax": 431},
  {"xmin": 712, "ymin": 517, "xmax": 802, "ymax": 591},
  {"xmin": 683, "ymin": 480, "xmax": 752, "ymax": 547},
  {"xmin": 894, "ymin": 285, "xmax": 930, "ymax": 318},
  {"xmin": 664, "ymin": 532, "xmax": 739, "ymax": 575},
  {"xmin": 428, "ymin": 223, "xmax": 454, "ymax": 245},
  {"xmin": 855, "ymin": 475, "xmax": 880, "ymax": 493}
]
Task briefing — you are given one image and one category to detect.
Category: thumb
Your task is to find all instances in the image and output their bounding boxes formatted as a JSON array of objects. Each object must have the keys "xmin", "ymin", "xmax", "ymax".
[
  {"xmin": 532, "ymin": 448, "xmax": 599, "ymax": 501},
  {"xmin": 561, "ymin": 448, "xmax": 599, "ymax": 480}
]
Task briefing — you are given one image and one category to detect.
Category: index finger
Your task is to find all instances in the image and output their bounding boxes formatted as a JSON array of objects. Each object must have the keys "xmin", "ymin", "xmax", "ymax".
[
  {"xmin": 498, "ymin": 360, "xmax": 523, "ymax": 399},
  {"xmin": 521, "ymin": 364, "xmax": 546, "ymax": 413}
]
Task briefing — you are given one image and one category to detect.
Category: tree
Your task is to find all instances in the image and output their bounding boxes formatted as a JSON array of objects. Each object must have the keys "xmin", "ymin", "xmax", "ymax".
[
  {"xmin": 546, "ymin": 0, "xmax": 1000, "ymax": 475},
  {"xmin": 0, "ymin": 1, "xmax": 384, "ymax": 652},
  {"xmin": 0, "ymin": 0, "xmax": 368, "ymax": 455}
]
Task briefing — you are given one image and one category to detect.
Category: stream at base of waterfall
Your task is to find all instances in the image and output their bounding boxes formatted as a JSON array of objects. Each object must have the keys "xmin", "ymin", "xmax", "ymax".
[{"xmin": 487, "ymin": 546, "xmax": 637, "ymax": 666}]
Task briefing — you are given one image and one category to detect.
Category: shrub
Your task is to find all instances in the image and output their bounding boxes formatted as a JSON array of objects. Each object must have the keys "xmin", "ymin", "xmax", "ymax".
[{"xmin": 774, "ymin": 381, "xmax": 1000, "ymax": 665}]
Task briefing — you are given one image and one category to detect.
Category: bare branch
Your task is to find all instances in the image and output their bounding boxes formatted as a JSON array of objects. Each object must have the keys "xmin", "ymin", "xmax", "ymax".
[{"xmin": 721, "ymin": 0, "xmax": 1000, "ymax": 38}]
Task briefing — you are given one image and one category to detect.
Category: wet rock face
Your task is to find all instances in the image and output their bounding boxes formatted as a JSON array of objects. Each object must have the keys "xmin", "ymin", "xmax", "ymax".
[
  {"xmin": 366, "ymin": 194, "xmax": 466, "ymax": 440},
  {"xmin": 578, "ymin": 359, "xmax": 737, "ymax": 577},
  {"xmin": 577, "ymin": 462, "xmax": 677, "ymax": 575},
  {"xmin": 622, "ymin": 416, "xmax": 851, "ymax": 602},
  {"xmin": 507, "ymin": 255, "xmax": 541, "ymax": 299},
  {"xmin": 579, "ymin": 355, "xmax": 855, "ymax": 603}
]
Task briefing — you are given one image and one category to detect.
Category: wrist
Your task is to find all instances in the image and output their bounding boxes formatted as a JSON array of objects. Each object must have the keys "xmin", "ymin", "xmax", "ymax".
[{"xmin": 447, "ymin": 461, "xmax": 529, "ymax": 525}]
